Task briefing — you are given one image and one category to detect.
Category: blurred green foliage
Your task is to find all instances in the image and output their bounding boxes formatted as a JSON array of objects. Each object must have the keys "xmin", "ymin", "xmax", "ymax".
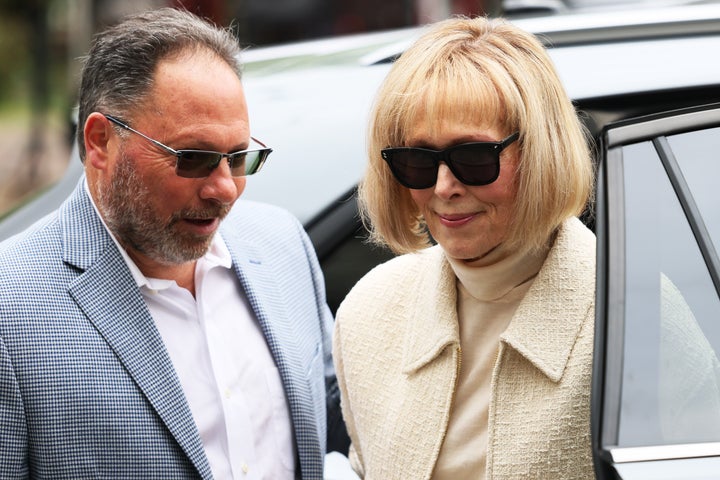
[
  {"xmin": 0, "ymin": 0, "xmax": 70, "ymax": 116},
  {"xmin": 0, "ymin": 16, "xmax": 32, "ymax": 110}
]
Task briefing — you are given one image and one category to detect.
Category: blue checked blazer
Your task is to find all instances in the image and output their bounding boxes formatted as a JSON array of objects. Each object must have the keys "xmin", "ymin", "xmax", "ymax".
[{"xmin": 0, "ymin": 178, "xmax": 345, "ymax": 479}]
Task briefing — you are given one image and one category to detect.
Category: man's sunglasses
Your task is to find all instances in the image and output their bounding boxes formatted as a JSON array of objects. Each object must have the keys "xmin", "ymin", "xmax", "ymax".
[
  {"xmin": 381, "ymin": 132, "xmax": 520, "ymax": 189},
  {"xmin": 105, "ymin": 114, "xmax": 272, "ymax": 179}
]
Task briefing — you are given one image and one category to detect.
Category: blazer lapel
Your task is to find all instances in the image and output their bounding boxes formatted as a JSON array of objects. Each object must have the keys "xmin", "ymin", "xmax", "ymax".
[
  {"xmin": 223, "ymin": 234, "xmax": 319, "ymax": 473},
  {"xmin": 226, "ymin": 238, "xmax": 302, "ymax": 374},
  {"xmin": 61, "ymin": 181, "xmax": 213, "ymax": 479}
]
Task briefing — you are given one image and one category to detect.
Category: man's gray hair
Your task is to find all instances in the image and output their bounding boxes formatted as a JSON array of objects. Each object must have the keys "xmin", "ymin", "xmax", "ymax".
[{"xmin": 76, "ymin": 7, "xmax": 243, "ymax": 161}]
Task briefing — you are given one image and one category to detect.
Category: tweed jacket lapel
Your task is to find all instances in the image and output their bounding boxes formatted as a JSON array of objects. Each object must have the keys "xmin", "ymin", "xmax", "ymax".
[
  {"xmin": 363, "ymin": 247, "xmax": 462, "ymax": 480},
  {"xmin": 401, "ymin": 219, "xmax": 594, "ymax": 381},
  {"xmin": 500, "ymin": 218, "xmax": 595, "ymax": 382},
  {"xmin": 61, "ymin": 181, "xmax": 212, "ymax": 479},
  {"xmin": 401, "ymin": 246, "xmax": 460, "ymax": 374}
]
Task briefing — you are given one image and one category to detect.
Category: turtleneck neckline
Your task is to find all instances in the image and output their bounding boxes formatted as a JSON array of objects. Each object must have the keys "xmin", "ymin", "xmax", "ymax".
[{"xmin": 446, "ymin": 243, "xmax": 550, "ymax": 303}]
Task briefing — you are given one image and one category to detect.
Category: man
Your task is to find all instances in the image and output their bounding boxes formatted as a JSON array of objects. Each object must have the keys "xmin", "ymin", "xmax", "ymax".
[{"xmin": 0, "ymin": 8, "xmax": 347, "ymax": 479}]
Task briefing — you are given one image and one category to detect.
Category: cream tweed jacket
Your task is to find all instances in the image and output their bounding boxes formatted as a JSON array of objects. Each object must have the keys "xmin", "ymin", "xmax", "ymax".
[{"xmin": 333, "ymin": 217, "xmax": 596, "ymax": 479}]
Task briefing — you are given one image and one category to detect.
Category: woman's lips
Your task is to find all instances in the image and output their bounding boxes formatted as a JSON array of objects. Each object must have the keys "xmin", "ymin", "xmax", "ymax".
[{"xmin": 438, "ymin": 212, "xmax": 477, "ymax": 227}]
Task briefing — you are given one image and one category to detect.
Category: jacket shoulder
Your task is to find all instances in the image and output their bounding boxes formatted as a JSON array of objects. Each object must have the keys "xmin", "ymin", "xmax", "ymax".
[
  {"xmin": 0, "ymin": 212, "xmax": 62, "ymax": 280},
  {"xmin": 225, "ymin": 199, "xmax": 300, "ymax": 230},
  {"xmin": 221, "ymin": 199, "xmax": 308, "ymax": 251},
  {"xmin": 337, "ymin": 245, "xmax": 443, "ymax": 318}
]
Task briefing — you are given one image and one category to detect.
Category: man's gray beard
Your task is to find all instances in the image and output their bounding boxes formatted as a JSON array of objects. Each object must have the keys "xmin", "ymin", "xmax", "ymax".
[{"xmin": 95, "ymin": 153, "xmax": 229, "ymax": 265}]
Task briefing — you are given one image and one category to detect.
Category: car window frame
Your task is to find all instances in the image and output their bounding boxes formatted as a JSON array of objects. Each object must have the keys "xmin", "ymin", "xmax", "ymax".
[{"xmin": 593, "ymin": 102, "xmax": 720, "ymax": 479}]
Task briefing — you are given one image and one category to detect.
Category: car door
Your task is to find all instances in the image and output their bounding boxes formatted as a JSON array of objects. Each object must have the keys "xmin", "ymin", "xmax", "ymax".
[{"xmin": 593, "ymin": 103, "xmax": 720, "ymax": 479}]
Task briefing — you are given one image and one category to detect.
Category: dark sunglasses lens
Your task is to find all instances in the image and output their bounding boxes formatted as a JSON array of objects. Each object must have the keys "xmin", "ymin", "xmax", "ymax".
[
  {"xmin": 448, "ymin": 144, "xmax": 500, "ymax": 185},
  {"xmin": 176, "ymin": 151, "xmax": 223, "ymax": 178},
  {"xmin": 386, "ymin": 150, "xmax": 438, "ymax": 189}
]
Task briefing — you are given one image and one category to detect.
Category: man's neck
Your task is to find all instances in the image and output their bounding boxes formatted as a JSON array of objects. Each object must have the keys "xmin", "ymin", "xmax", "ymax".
[{"xmin": 127, "ymin": 250, "xmax": 198, "ymax": 296}]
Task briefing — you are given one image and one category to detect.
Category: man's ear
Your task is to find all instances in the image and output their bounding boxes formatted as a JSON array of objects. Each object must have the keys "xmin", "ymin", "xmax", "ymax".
[{"xmin": 84, "ymin": 112, "xmax": 114, "ymax": 171}]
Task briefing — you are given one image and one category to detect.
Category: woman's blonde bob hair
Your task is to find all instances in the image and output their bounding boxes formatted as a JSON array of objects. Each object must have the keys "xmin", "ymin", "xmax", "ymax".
[{"xmin": 359, "ymin": 16, "xmax": 594, "ymax": 255}]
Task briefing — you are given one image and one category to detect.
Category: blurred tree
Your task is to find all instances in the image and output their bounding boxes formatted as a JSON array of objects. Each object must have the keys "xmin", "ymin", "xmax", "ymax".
[
  {"xmin": 172, "ymin": 0, "xmax": 226, "ymax": 23},
  {"xmin": 0, "ymin": 0, "xmax": 51, "ymax": 182},
  {"xmin": 0, "ymin": 14, "xmax": 28, "ymax": 107}
]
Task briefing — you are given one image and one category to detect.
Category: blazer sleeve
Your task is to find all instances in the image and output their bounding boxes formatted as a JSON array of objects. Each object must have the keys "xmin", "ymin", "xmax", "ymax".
[
  {"xmin": 0, "ymin": 334, "xmax": 29, "ymax": 478},
  {"xmin": 295, "ymin": 218, "xmax": 350, "ymax": 455}
]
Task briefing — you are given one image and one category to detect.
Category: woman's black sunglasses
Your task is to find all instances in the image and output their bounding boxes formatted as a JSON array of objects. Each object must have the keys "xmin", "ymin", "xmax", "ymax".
[
  {"xmin": 105, "ymin": 114, "xmax": 272, "ymax": 179},
  {"xmin": 381, "ymin": 132, "xmax": 520, "ymax": 189}
]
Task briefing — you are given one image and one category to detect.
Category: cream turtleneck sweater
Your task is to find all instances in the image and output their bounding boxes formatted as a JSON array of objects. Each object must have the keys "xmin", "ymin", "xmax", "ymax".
[{"xmin": 431, "ymin": 244, "xmax": 550, "ymax": 480}]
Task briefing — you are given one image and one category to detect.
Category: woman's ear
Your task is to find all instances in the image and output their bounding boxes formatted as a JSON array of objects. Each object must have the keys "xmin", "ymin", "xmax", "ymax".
[{"xmin": 84, "ymin": 112, "xmax": 114, "ymax": 171}]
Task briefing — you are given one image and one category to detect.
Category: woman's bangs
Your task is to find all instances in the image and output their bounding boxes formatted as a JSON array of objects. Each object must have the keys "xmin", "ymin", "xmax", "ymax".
[{"xmin": 417, "ymin": 68, "xmax": 505, "ymax": 134}]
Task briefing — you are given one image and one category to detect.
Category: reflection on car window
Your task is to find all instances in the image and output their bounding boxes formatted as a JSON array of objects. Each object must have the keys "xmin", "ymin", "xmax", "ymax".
[
  {"xmin": 619, "ymin": 138, "xmax": 720, "ymax": 448},
  {"xmin": 658, "ymin": 273, "xmax": 720, "ymax": 443}
]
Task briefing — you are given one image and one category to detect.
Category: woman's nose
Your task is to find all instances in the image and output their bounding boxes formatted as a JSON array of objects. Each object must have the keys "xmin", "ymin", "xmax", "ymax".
[{"xmin": 433, "ymin": 162, "xmax": 464, "ymax": 198}]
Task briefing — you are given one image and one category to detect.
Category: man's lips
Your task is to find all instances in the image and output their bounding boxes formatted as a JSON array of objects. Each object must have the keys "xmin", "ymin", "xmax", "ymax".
[
  {"xmin": 182, "ymin": 217, "xmax": 220, "ymax": 234},
  {"xmin": 184, "ymin": 218, "xmax": 214, "ymax": 225}
]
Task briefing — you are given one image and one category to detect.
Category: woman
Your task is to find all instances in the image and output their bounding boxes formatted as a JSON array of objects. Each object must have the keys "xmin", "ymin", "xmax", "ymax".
[{"xmin": 332, "ymin": 16, "xmax": 596, "ymax": 480}]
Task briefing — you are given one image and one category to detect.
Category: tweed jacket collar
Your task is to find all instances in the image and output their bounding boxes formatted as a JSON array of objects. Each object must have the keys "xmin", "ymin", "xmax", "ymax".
[{"xmin": 401, "ymin": 217, "xmax": 594, "ymax": 383}]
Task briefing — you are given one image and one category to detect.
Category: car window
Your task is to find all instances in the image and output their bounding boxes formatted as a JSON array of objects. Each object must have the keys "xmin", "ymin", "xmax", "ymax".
[
  {"xmin": 618, "ymin": 129, "xmax": 720, "ymax": 448},
  {"xmin": 319, "ymin": 226, "xmax": 395, "ymax": 315},
  {"xmin": 667, "ymin": 128, "xmax": 720, "ymax": 256}
]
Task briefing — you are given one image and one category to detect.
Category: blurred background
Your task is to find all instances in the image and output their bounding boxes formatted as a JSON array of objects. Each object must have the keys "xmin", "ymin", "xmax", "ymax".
[{"xmin": 0, "ymin": 0, "xmax": 500, "ymax": 219}]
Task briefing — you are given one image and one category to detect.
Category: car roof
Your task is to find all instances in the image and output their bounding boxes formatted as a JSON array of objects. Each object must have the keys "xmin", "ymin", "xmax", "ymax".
[{"xmin": 241, "ymin": 2, "xmax": 720, "ymax": 65}]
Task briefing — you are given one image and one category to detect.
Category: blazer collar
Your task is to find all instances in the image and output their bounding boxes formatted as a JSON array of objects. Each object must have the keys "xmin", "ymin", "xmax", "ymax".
[
  {"xmin": 61, "ymin": 179, "xmax": 213, "ymax": 479},
  {"xmin": 60, "ymin": 179, "xmax": 114, "ymax": 270},
  {"xmin": 401, "ymin": 218, "xmax": 595, "ymax": 383}
]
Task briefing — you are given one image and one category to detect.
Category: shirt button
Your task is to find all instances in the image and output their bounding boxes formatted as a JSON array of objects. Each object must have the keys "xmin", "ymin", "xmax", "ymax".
[
  {"xmin": 224, "ymin": 388, "xmax": 232, "ymax": 399},
  {"xmin": 242, "ymin": 463, "xmax": 249, "ymax": 474}
]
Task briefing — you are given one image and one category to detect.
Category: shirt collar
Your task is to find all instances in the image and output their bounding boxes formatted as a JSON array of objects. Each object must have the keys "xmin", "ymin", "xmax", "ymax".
[{"xmin": 83, "ymin": 179, "xmax": 232, "ymax": 290}]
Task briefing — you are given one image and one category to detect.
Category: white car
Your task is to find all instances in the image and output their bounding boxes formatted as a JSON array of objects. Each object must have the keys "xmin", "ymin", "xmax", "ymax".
[{"xmin": 3, "ymin": 3, "xmax": 720, "ymax": 478}]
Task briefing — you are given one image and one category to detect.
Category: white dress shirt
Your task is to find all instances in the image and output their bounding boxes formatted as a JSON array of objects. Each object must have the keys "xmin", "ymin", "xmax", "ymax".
[{"xmin": 86, "ymin": 182, "xmax": 295, "ymax": 479}]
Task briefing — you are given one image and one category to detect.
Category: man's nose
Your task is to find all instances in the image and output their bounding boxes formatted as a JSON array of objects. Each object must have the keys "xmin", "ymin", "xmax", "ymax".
[{"xmin": 199, "ymin": 158, "xmax": 243, "ymax": 203}]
